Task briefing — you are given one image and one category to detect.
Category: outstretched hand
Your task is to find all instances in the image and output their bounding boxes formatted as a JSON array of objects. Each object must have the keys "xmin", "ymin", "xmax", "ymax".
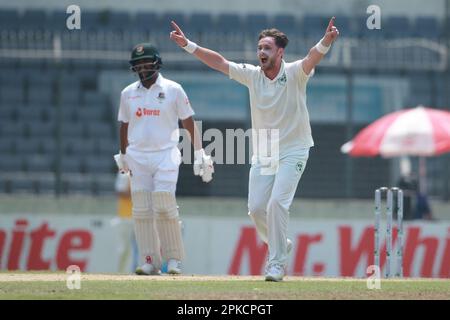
[
  {"xmin": 323, "ymin": 17, "xmax": 339, "ymax": 46},
  {"xmin": 170, "ymin": 21, "xmax": 188, "ymax": 47}
]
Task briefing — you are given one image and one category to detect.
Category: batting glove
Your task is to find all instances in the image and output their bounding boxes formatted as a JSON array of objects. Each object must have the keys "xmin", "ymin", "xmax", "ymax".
[
  {"xmin": 194, "ymin": 149, "xmax": 214, "ymax": 183},
  {"xmin": 114, "ymin": 152, "xmax": 129, "ymax": 174}
]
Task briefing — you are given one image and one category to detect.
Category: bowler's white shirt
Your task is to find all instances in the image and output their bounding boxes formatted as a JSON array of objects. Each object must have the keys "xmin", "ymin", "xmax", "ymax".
[
  {"xmin": 229, "ymin": 60, "xmax": 314, "ymax": 157},
  {"xmin": 118, "ymin": 74, "xmax": 194, "ymax": 152}
]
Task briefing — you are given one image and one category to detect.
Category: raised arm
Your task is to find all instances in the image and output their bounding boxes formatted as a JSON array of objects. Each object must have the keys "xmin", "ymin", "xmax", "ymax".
[
  {"xmin": 301, "ymin": 17, "xmax": 339, "ymax": 76},
  {"xmin": 170, "ymin": 21, "xmax": 230, "ymax": 76}
]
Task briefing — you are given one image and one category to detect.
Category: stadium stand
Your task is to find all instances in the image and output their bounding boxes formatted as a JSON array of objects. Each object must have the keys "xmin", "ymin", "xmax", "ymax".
[
  {"xmin": 385, "ymin": 16, "xmax": 412, "ymax": 38},
  {"xmin": 272, "ymin": 14, "xmax": 298, "ymax": 35},
  {"xmin": 414, "ymin": 16, "xmax": 441, "ymax": 39},
  {"xmin": 185, "ymin": 13, "xmax": 214, "ymax": 37},
  {"xmin": 0, "ymin": 8, "xmax": 448, "ymax": 199}
]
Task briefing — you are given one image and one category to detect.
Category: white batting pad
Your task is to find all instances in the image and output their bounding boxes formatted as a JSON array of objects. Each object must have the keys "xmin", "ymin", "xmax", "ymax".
[
  {"xmin": 152, "ymin": 192, "xmax": 184, "ymax": 260},
  {"xmin": 131, "ymin": 190, "xmax": 161, "ymax": 268},
  {"xmin": 156, "ymin": 218, "xmax": 185, "ymax": 261},
  {"xmin": 151, "ymin": 191, "xmax": 178, "ymax": 218}
]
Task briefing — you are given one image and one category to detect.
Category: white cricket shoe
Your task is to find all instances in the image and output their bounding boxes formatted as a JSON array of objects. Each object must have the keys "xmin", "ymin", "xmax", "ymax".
[
  {"xmin": 135, "ymin": 263, "xmax": 160, "ymax": 275},
  {"xmin": 265, "ymin": 263, "xmax": 285, "ymax": 282},
  {"xmin": 263, "ymin": 239, "xmax": 291, "ymax": 281},
  {"xmin": 167, "ymin": 259, "xmax": 182, "ymax": 275}
]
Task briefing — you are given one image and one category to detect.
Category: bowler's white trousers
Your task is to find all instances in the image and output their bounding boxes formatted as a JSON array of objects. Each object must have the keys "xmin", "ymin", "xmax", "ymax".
[{"xmin": 248, "ymin": 148, "xmax": 309, "ymax": 268}]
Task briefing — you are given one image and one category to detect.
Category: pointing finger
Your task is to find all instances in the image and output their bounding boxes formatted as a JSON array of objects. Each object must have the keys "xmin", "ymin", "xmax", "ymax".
[
  {"xmin": 326, "ymin": 17, "xmax": 335, "ymax": 32},
  {"xmin": 171, "ymin": 20, "xmax": 182, "ymax": 33}
]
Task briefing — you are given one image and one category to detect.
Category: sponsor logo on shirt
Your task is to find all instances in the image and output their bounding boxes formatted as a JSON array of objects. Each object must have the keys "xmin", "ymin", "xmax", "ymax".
[
  {"xmin": 278, "ymin": 72, "xmax": 287, "ymax": 85},
  {"xmin": 157, "ymin": 92, "xmax": 165, "ymax": 100},
  {"xmin": 296, "ymin": 161, "xmax": 303, "ymax": 173},
  {"xmin": 135, "ymin": 107, "xmax": 160, "ymax": 117},
  {"xmin": 128, "ymin": 95, "xmax": 142, "ymax": 100}
]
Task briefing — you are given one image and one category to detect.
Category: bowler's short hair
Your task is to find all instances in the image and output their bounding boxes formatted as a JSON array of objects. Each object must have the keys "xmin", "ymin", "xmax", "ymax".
[{"xmin": 258, "ymin": 29, "xmax": 289, "ymax": 48}]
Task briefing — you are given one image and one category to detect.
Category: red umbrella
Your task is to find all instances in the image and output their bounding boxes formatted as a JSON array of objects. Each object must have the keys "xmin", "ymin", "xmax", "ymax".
[
  {"xmin": 341, "ymin": 106, "xmax": 450, "ymax": 157},
  {"xmin": 341, "ymin": 106, "xmax": 450, "ymax": 193}
]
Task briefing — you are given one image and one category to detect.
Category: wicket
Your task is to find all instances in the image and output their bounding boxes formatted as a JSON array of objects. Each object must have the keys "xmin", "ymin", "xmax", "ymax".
[{"xmin": 374, "ymin": 187, "xmax": 404, "ymax": 278}]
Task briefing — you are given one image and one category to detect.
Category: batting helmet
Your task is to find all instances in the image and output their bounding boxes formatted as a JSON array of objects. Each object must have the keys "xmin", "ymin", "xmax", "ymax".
[
  {"xmin": 129, "ymin": 43, "xmax": 162, "ymax": 82},
  {"xmin": 129, "ymin": 43, "xmax": 162, "ymax": 67}
]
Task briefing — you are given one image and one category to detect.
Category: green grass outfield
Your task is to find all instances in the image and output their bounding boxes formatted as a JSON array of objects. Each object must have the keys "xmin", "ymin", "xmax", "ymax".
[{"xmin": 0, "ymin": 273, "xmax": 449, "ymax": 300}]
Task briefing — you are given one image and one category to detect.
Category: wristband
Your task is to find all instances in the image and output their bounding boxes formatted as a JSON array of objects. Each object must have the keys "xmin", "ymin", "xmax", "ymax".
[
  {"xmin": 183, "ymin": 39, "xmax": 198, "ymax": 54},
  {"xmin": 315, "ymin": 39, "xmax": 330, "ymax": 55}
]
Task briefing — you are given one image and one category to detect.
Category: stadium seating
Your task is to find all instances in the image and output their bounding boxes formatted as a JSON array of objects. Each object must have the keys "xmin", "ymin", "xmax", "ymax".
[
  {"xmin": 27, "ymin": 69, "xmax": 55, "ymax": 83},
  {"xmin": 0, "ymin": 139, "xmax": 14, "ymax": 154},
  {"xmin": 41, "ymin": 140, "xmax": 57, "ymax": 155},
  {"xmin": 0, "ymin": 8, "xmax": 447, "ymax": 198},
  {"xmin": 60, "ymin": 123, "xmax": 85, "ymax": 138},
  {"xmin": 1, "ymin": 122, "xmax": 27, "ymax": 138},
  {"xmin": 80, "ymin": 10, "xmax": 104, "ymax": 31},
  {"xmin": 3, "ymin": 105, "xmax": 17, "ymax": 121},
  {"xmin": 0, "ymin": 9, "xmax": 19, "ymax": 30},
  {"xmin": 61, "ymin": 157, "xmax": 84, "ymax": 173},
  {"xmin": 244, "ymin": 14, "xmax": 270, "ymax": 34},
  {"xmin": 0, "ymin": 155, "xmax": 25, "ymax": 171},
  {"xmin": 63, "ymin": 139, "xmax": 97, "ymax": 155},
  {"xmin": 15, "ymin": 138, "xmax": 42, "ymax": 154},
  {"xmin": 91, "ymin": 176, "xmax": 115, "ymax": 194},
  {"xmin": 85, "ymin": 155, "xmax": 115, "ymax": 174},
  {"xmin": 36, "ymin": 176, "xmax": 56, "ymax": 194},
  {"xmin": 414, "ymin": 16, "xmax": 441, "ymax": 38},
  {"xmin": 28, "ymin": 87, "xmax": 54, "ymax": 105},
  {"xmin": 335, "ymin": 16, "xmax": 352, "ymax": 37},
  {"xmin": 301, "ymin": 15, "xmax": 330, "ymax": 38},
  {"xmin": 46, "ymin": 106, "xmax": 76, "ymax": 122},
  {"xmin": 272, "ymin": 14, "xmax": 297, "ymax": 34},
  {"xmin": 0, "ymin": 71, "xmax": 24, "ymax": 86},
  {"xmin": 385, "ymin": 16, "xmax": 412, "ymax": 38},
  {"xmin": 354, "ymin": 15, "xmax": 383, "ymax": 39},
  {"xmin": 48, "ymin": 10, "xmax": 70, "ymax": 31},
  {"xmin": 159, "ymin": 12, "xmax": 187, "ymax": 32},
  {"xmin": 105, "ymin": 11, "xmax": 131, "ymax": 32},
  {"xmin": 60, "ymin": 89, "xmax": 81, "ymax": 105},
  {"xmin": 214, "ymin": 14, "xmax": 243, "ymax": 33},
  {"xmin": 86, "ymin": 122, "xmax": 112, "ymax": 138},
  {"xmin": 62, "ymin": 178, "xmax": 91, "ymax": 194},
  {"xmin": 132, "ymin": 12, "xmax": 159, "ymax": 33},
  {"xmin": 26, "ymin": 155, "xmax": 54, "ymax": 172},
  {"xmin": 20, "ymin": 10, "xmax": 49, "ymax": 30},
  {"xmin": 186, "ymin": 13, "xmax": 214, "ymax": 36},
  {"xmin": 76, "ymin": 106, "xmax": 106, "ymax": 122},
  {"xmin": 0, "ymin": 85, "xmax": 25, "ymax": 104},
  {"xmin": 10, "ymin": 179, "xmax": 36, "ymax": 193},
  {"xmin": 16, "ymin": 105, "xmax": 46, "ymax": 122},
  {"xmin": 28, "ymin": 122, "xmax": 55, "ymax": 138},
  {"xmin": 96, "ymin": 138, "xmax": 117, "ymax": 155},
  {"xmin": 82, "ymin": 91, "xmax": 108, "ymax": 106}
]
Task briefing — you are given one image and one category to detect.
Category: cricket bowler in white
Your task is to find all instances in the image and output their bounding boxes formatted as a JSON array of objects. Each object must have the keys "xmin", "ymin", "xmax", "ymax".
[
  {"xmin": 115, "ymin": 43, "xmax": 214, "ymax": 275},
  {"xmin": 170, "ymin": 18, "xmax": 339, "ymax": 281}
]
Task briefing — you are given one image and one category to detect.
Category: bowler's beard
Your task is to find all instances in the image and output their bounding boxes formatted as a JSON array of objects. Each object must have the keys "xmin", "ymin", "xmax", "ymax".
[{"xmin": 260, "ymin": 55, "xmax": 276, "ymax": 71}]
